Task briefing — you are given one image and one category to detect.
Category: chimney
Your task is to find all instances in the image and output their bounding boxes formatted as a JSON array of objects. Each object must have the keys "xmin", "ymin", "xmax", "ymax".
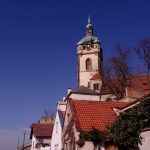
[{"xmin": 67, "ymin": 88, "xmax": 72, "ymax": 94}]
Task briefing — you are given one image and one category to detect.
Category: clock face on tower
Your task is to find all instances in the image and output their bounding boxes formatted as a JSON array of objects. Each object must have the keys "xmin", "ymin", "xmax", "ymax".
[{"xmin": 87, "ymin": 45, "xmax": 91, "ymax": 50}]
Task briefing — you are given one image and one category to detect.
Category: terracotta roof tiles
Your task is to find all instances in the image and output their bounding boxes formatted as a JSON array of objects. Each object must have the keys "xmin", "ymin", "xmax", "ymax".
[
  {"xmin": 128, "ymin": 74, "xmax": 150, "ymax": 90},
  {"xmin": 69, "ymin": 100, "xmax": 127, "ymax": 132},
  {"xmin": 100, "ymin": 74, "xmax": 150, "ymax": 95},
  {"xmin": 90, "ymin": 73, "xmax": 102, "ymax": 80},
  {"xmin": 30, "ymin": 123, "xmax": 53, "ymax": 138}
]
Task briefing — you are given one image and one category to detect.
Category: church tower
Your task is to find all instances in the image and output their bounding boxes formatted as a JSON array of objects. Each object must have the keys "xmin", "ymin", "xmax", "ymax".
[{"xmin": 77, "ymin": 17, "xmax": 103, "ymax": 91}]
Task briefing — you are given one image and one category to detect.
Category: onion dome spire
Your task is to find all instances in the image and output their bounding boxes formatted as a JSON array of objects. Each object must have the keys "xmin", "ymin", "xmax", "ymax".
[
  {"xmin": 86, "ymin": 16, "xmax": 93, "ymax": 35},
  {"xmin": 77, "ymin": 16, "xmax": 100, "ymax": 45},
  {"xmin": 88, "ymin": 16, "xmax": 91, "ymax": 24}
]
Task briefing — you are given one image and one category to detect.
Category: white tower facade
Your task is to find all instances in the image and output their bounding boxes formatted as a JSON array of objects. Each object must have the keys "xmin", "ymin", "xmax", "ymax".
[{"xmin": 77, "ymin": 17, "xmax": 103, "ymax": 88}]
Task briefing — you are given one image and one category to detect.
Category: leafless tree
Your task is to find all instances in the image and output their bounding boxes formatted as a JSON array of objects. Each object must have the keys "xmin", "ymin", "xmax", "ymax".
[
  {"xmin": 134, "ymin": 38, "xmax": 150, "ymax": 84},
  {"xmin": 102, "ymin": 38, "xmax": 150, "ymax": 99},
  {"xmin": 103, "ymin": 45, "xmax": 132, "ymax": 99}
]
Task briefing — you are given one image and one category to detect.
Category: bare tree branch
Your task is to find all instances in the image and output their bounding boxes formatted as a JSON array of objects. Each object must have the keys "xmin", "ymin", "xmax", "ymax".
[
  {"xmin": 103, "ymin": 45, "xmax": 132, "ymax": 99},
  {"xmin": 134, "ymin": 38, "xmax": 150, "ymax": 84}
]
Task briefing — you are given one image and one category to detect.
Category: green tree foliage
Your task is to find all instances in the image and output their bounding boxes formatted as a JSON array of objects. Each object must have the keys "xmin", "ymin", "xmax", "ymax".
[
  {"xmin": 108, "ymin": 95, "xmax": 150, "ymax": 150},
  {"xmin": 77, "ymin": 128, "xmax": 104, "ymax": 148}
]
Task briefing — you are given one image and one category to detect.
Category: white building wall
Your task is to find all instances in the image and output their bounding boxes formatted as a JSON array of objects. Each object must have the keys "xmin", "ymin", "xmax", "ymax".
[
  {"xmin": 31, "ymin": 135, "xmax": 51, "ymax": 150},
  {"xmin": 100, "ymin": 94, "xmax": 116, "ymax": 101},
  {"xmin": 51, "ymin": 111, "xmax": 62, "ymax": 150},
  {"xmin": 80, "ymin": 71, "xmax": 98, "ymax": 87},
  {"xmin": 81, "ymin": 141, "xmax": 105, "ymax": 150},
  {"xmin": 40, "ymin": 147, "xmax": 50, "ymax": 150},
  {"xmin": 31, "ymin": 135, "xmax": 37, "ymax": 150},
  {"xmin": 40, "ymin": 146, "xmax": 50, "ymax": 150},
  {"xmin": 90, "ymin": 80, "xmax": 102, "ymax": 92},
  {"xmin": 69, "ymin": 93, "xmax": 100, "ymax": 101},
  {"xmin": 79, "ymin": 53, "xmax": 99, "ymax": 72},
  {"xmin": 139, "ymin": 130, "xmax": 150, "ymax": 150},
  {"xmin": 75, "ymin": 132, "xmax": 105, "ymax": 150},
  {"xmin": 57, "ymin": 101, "xmax": 66, "ymax": 111},
  {"xmin": 81, "ymin": 141, "xmax": 96, "ymax": 150},
  {"xmin": 79, "ymin": 53, "xmax": 99, "ymax": 87},
  {"xmin": 77, "ymin": 44, "xmax": 101, "ymax": 87}
]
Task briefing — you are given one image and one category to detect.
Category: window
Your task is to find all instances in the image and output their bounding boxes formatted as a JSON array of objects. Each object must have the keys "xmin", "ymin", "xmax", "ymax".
[
  {"xmin": 93, "ymin": 84, "xmax": 99, "ymax": 90},
  {"xmin": 86, "ymin": 58, "xmax": 92, "ymax": 70}
]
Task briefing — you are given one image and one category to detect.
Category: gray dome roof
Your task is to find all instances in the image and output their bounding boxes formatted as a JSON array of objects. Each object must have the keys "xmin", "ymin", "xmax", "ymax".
[
  {"xmin": 77, "ymin": 35, "xmax": 100, "ymax": 45},
  {"xmin": 77, "ymin": 17, "xmax": 100, "ymax": 46}
]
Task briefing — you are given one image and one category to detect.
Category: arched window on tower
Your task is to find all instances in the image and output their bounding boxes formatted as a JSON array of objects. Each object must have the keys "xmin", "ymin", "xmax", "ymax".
[{"xmin": 86, "ymin": 58, "xmax": 92, "ymax": 70}]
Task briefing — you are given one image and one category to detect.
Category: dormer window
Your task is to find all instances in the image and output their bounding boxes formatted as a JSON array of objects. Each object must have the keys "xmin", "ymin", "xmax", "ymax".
[
  {"xmin": 86, "ymin": 58, "xmax": 92, "ymax": 70},
  {"xmin": 93, "ymin": 83, "xmax": 99, "ymax": 90}
]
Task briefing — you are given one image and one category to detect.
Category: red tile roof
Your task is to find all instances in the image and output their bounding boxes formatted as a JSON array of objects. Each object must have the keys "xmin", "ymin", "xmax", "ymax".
[
  {"xmin": 126, "ymin": 87, "xmax": 149, "ymax": 98},
  {"xmin": 128, "ymin": 74, "xmax": 150, "ymax": 90},
  {"xmin": 90, "ymin": 73, "xmax": 102, "ymax": 80},
  {"xmin": 119, "ymin": 93, "xmax": 150, "ymax": 110},
  {"xmin": 69, "ymin": 100, "xmax": 127, "ymax": 132},
  {"xmin": 100, "ymin": 74, "xmax": 150, "ymax": 95},
  {"xmin": 30, "ymin": 123, "xmax": 53, "ymax": 138}
]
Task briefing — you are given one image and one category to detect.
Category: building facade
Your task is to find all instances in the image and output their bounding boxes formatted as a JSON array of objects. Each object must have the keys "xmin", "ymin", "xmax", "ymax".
[
  {"xmin": 77, "ymin": 17, "xmax": 103, "ymax": 91},
  {"xmin": 51, "ymin": 102, "xmax": 66, "ymax": 150}
]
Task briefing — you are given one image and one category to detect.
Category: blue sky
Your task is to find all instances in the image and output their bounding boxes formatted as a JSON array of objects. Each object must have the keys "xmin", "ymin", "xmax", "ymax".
[{"xmin": 0, "ymin": 0, "xmax": 150, "ymax": 149}]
